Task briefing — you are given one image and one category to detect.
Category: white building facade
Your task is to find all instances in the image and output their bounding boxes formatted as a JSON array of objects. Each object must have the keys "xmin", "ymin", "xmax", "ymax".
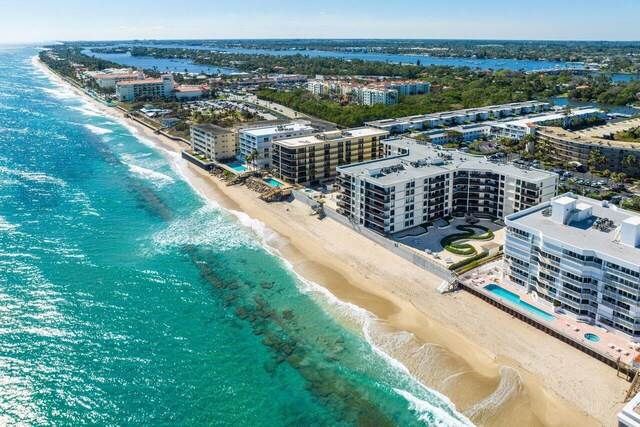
[
  {"xmin": 239, "ymin": 122, "xmax": 316, "ymax": 169},
  {"xmin": 190, "ymin": 124, "xmax": 238, "ymax": 162},
  {"xmin": 336, "ymin": 138, "xmax": 558, "ymax": 234},
  {"xmin": 504, "ymin": 194, "xmax": 640, "ymax": 338},
  {"xmin": 116, "ymin": 74, "xmax": 175, "ymax": 102}
]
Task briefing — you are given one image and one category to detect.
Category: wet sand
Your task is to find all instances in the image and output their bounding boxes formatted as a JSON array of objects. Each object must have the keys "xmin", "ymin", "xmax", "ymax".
[{"xmin": 37, "ymin": 57, "xmax": 628, "ymax": 426}]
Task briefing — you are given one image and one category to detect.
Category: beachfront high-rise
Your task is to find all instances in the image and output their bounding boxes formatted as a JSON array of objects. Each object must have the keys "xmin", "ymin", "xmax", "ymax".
[
  {"xmin": 504, "ymin": 194, "xmax": 640, "ymax": 338},
  {"xmin": 271, "ymin": 128, "xmax": 389, "ymax": 186},
  {"xmin": 238, "ymin": 122, "xmax": 315, "ymax": 169},
  {"xmin": 189, "ymin": 124, "xmax": 238, "ymax": 162},
  {"xmin": 336, "ymin": 137, "xmax": 558, "ymax": 234}
]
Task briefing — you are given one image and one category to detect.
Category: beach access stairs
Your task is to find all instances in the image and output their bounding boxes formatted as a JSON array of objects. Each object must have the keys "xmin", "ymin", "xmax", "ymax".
[{"xmin": 437, "ymin": 275, "xmax": 459, "ymax": 294}]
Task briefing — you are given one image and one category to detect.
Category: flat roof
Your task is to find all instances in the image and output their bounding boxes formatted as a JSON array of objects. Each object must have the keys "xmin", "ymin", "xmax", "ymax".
[
  {"xmin": 191, "ymin": 124, "xmax": 234, "ymax": 135},
  {"xmin": 274, "ymin": 127, "xmax": 388, "ymax": 148},
  {"xmin": 338, "ymin": 137, "xmax": 556, "ymax": 185},
  {"xmin": 365, "ymin": 101, "xmax": 550, "ymax": 127},
  {"xmin": 537, "ymin": 117, "xmax": 640, "ymax": 151},
  {"xmin": 241, "ymin": 122, "xmax": 315, "ymax": 137},
  {"xmin": 491, "ymin": 108, "xmax": 602, "ymax": 130},
  {"xmin": 508, "ymin": 194, "xmax": 640, "ymax": 266}
]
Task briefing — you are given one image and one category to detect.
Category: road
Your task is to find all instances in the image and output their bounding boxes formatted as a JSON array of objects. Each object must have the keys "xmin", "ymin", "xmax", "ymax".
[{"xmin": 229, "ymin": 94, "xmax": 303, "ymax": 120}]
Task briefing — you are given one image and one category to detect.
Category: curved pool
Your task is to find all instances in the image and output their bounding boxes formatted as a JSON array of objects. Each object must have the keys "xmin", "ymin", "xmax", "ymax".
[{"xmin": 584, "ymin": 333, "xmax": 600, "ymax": 342}]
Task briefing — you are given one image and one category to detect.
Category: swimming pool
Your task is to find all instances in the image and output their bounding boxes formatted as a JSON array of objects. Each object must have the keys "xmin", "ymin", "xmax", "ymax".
[
  {"xmin": 483, "ymin": 284, "xmax": 556, "ymax": 322},
  {"xmin": 584, "ymin": 333, "xmax": 600, "ymax": 342},
  {"xmin": 264, "ymin": 178, "xmax": 283, "ymax": 187},
  {"xmin": 226, "ymin": 161, "xmax": 248, "ymax": 172},
  {"xmin": 230, "ymin": 164, "xmax": 248, "ymax": 172}
]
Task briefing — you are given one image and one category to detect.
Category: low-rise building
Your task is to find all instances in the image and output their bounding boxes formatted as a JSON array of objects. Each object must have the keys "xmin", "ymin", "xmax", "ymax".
[
  {"xmin": 504, "ymin": 194, "xmax": 640, "ymax": 338},
  {"xmin": 534, "ymin": 117, "xmax": 640, "ymax": 176},
  {"xmin": 189, "ymin": 124, "xmax": 238, "ymax": 162},
  {"xmin": 272, "ymin": 128, "xmax": 389, "ymax": 186},
  {"xmin": 336, "ymin": 137, "xmax": 558, "ymax": 234},
  {"xmin": 174, "ymin": 85, "xmax": 209, "ymax": 100},
  {"xmin": 365, "ymin": 101, "xmax": 551, "ymax": 133},
  {"xmin": 239, "ymin": 122, "xmax": 316, "ymax": 169},
  {"xmin": 116, "ymin": 74, "xmax": 175, "ymax": 102},
  {"xmin": 490, "ymin": 107, "xmax": 604, "ymax": 140},
  {"xmin": 420, "ymin": 123, "xmax": 491, "ymax": 145}
]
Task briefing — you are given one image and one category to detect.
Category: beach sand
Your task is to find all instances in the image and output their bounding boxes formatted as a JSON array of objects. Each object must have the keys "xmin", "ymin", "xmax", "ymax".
[{"xmin": 37, "ymin": 58, "xmax": 628, "ymax": 426}]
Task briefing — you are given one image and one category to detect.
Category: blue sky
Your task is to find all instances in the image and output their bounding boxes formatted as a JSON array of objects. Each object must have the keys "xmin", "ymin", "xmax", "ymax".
[{"xmin": 1, "ymin": 0, "xmax": 639, "ymax": 43}]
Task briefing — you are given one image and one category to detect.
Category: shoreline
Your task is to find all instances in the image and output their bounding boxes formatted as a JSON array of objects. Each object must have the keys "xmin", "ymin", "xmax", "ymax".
[{"xmin": 35, "ymin": 56, "xmax": 626, "ymax": 426}]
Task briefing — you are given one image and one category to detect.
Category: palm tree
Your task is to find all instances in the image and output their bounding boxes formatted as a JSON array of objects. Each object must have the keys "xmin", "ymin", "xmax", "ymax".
[
  {"xmin": 622, "ymin": 155, "xmax": 638, "ymax": 168},
  {"xmin": 588, "ymin": 149, "xmax": 606, "ymax": 170},
  {"xmin": 245, "ymin": 149, "xmax": 260, "ymax": 170}
]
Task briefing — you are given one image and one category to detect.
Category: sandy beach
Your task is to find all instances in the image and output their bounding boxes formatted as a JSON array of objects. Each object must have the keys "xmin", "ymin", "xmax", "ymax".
[{"xmin": 37, "ymin": 57, "xmax": 629, "ymax": 426}]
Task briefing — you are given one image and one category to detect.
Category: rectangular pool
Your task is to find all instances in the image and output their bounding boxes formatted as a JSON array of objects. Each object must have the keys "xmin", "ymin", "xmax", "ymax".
[
  {"xmin": 264, "ymin": 178, "xmax": 283, "ymax": 187},
  {"xmin": 484, "ymin": 284, "xmax": 555, "ymax": 322},
  {"xmin": 226, "ymin": 161, "xmax": 248, "ymax": 172}
]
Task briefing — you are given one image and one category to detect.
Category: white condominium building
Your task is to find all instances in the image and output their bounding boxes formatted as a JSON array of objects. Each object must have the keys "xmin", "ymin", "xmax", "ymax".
[
  {"xmin": 336, "ymin": 137, "xmax": 558, "ymax": 234},
  {"xmin": 362, "ymin": 87, "xmax": 398, "ymax": 105},
  {"xmin": 385, "ymin": 81, "xmax": 431, "ymax": 95},
  {"xmin": 305, "ymin": 79, "xmax": 430, "ymax": 105},
  {"xmin": 504, "ymin": 194, "xmax": 640, "ymax": 338},
  {"xmin": 190, "ymin": 124, "xmax": 238, "ymax": 162},
  {"xmin": 239, "ymin": 122, "xmax": 316, "ymax": 169},
  {"xmin": 116, "ymin": 74, "xmax": 175, "ymax": 102}
]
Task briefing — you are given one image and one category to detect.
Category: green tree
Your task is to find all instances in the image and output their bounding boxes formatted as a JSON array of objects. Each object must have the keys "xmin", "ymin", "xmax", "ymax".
[
  {"xmin": 588, "ymin": 149, "xmax": 606, "ymax": 170},
  {"xmin": 445, "ymin": 130, "xmax": 465, "ymax": 148}
]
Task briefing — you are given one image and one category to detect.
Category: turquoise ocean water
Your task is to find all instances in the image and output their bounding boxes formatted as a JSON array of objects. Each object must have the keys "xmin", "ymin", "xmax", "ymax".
[{"xmin": 0, "ymin": 47, "xmax": 473, "ymax": 426}]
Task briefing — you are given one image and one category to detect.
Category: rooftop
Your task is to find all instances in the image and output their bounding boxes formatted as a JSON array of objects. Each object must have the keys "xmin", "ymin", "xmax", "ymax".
[
  {"xmin": 337, "ymin": 137, "xmax": 556, "ymax": 185},
  {"xmin": 94, "ymin": 72, "xmax": 139, "ymax": 79},
  {"xmin": 365, "ymin": 101, "xmax": 550, "ymax": 127},
  {"xmin": 507, "ymin": 194, "xmax": 640, "ymax": 266},
  {"xmin": 191, "ymin": 123, "xmax": 234, "ymax": 135},
  {"xmin": 274, "ymin": 127, "xmax": 389, "ymax": 148},
  {"xmin": 537, "ymin": 117, "xmax": 640, "ymax": 151},
  {"xmin": 491, "ymin": 107, "xmax": 603, "ymax": 130},
  {"xmin": 116, "ymin": 75, "xmax": 173, "ymax": 86},
  {"xmin": 241, "ymin": 121, "xmax": 315, "ymax": 137}
]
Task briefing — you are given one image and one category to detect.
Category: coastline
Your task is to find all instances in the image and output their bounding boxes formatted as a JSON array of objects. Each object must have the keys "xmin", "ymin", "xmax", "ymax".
[{"xmin": 35, "ymin": 57, "xmax": 626, "ymax": 426}]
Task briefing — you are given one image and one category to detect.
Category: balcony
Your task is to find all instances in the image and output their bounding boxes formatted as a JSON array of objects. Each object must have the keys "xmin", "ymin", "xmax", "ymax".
[{"xmin": 364, "ymin": 215, "xmax": 388, "ymax": 229}]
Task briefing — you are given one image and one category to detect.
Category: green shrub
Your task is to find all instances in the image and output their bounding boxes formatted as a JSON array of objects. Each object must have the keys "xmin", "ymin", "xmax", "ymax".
[
  {"xmin": 448, "ymin": 253, "xmax": 488, "ymax": 271},
  {"xmin": 440, "ymin": 225, "xmax": 494, "ymax": 256}
]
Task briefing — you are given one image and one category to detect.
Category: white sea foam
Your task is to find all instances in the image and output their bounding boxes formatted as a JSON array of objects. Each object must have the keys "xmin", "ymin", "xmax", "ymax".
[
  {"xmin": 83, "ymin": 124, "xmax": 113, "ymax": 135},
  {"xmin": 394, "ymin": 388, "xmax": 473, "ymax": 427},
  {"xmin": 0, "ymin": 166, "xmax": 67, "ymax": 187},
  {"xmin": 69, "ymin": 105, "xmax": 104, "ymax": 118},
  {"xmin": 463, "ymin": 366, "xmax": 522, "ymax": 424},
  {"xmin": 254, "ymin": 239, "xmax": 474, "ymax": 426},
  {"xmin": 126, "ymin": 162, "xmax": 175, "ymax": 187},
  {"xmin": 148, "ymin": 204, "xmax": 257, "ymax": 255},
  {"xmin": 0, "ymin": 216, "xmax": 20, "ymax": 232},
  {"xmin": 41, "ymin": 86, "xmax": 77, "ymax": 100}
]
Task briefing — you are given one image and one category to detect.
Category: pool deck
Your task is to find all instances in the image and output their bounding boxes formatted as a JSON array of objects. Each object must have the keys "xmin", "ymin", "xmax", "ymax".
[{"xmin": 464, "ymin": 271, "xmax": 638, "ymax": 366}]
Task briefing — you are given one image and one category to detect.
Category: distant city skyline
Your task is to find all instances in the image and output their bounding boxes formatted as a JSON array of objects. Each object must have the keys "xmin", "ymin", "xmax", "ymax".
[{"xmin": 1, "ymin": 0, "xmax": 640, "ymax": 43}]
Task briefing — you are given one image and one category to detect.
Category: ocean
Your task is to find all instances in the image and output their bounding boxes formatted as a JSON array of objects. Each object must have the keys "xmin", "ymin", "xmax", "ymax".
[{"xmin": 0, "ymin": 46, "xmax": 473, "ymax": 426}]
